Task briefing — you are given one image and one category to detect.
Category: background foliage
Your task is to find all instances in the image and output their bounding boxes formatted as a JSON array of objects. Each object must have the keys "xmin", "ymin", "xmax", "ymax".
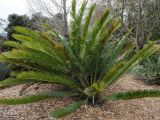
[{"xmin": 132, "ymin": 53, "xmax": 160, "ymax": 84}]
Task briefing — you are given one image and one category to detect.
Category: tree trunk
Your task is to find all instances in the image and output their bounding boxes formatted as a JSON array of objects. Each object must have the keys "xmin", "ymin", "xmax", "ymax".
[
  {"xmin": 136, "ymin": 0, "xmax": 144, "ymax": 51},
  {"xmin": 62, "ymin": 0, "xmax": 69, "ymax": 39}
]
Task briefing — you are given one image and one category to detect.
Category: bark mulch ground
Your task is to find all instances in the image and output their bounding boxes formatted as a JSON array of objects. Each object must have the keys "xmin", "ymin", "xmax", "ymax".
[{"xmin": 0, "ymin": 74, "xmax": 160, "ymax": 120}]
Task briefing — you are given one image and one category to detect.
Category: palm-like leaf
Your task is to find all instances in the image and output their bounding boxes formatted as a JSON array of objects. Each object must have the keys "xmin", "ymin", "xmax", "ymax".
[
  {"xmin": 0, "ymin": 0, "xmax": 160, "ymax": 119},
  {"xmin": 0, "ymin": 78, "xmax": 31, "ymax": 88},
  {"xmin": 16, "ymin": 71, "xmax": 80, "ymax": 89},
  {"xmin": 106, "ymin": 90, "xmax": 160, "ymax": 101},
  {"xmin": 0, "ymin": 91, "xmax": 73, "ymax": 105},
  {"xmin": 51, "ymin": 100, "xmax": 87, "ymax": 118}
]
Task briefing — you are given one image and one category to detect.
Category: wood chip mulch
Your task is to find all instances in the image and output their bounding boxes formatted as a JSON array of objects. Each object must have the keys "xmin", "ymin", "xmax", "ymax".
[{"xmin": 0, "ymin": 75, "xmax": 160, "ymax": 120}]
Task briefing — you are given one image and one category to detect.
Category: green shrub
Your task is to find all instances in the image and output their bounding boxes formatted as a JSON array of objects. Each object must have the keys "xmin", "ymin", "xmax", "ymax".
[
  {"xmin": 0, "ymin": 62, "xmax": 11, "ymax": 80},
  {"xmin": 0, "ymin": 0, "xmax": 160, "ymax": 118},
  {"xmin": 132, "ymin": 54, "xmax": 160, "ymax": 84}
]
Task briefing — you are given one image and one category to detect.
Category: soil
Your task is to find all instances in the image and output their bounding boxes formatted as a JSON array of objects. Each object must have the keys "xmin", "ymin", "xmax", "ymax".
[{"xmin": 0, "ymin": 74, "xmax": 160, "ymax": 120}]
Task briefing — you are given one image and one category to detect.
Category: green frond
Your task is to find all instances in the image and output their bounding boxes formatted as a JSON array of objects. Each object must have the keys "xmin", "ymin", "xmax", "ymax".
[
  {"xmin": 21, "ymin": 41, "xmax": 66, "ymax": 64},
  {"xmin": 120, "ymin": 42, "xmax": 136, "ymax": 61},
  {"xmin": 14, "ymin": 27, "xmax": 55, "ymax": 48},
  {"xmin": 74, "ymin": 0, "xmax": 88, "ymax": 54},
  {"xmin": 97, "ymin": 18, "xmax": 113, "ymax": 45},
  {"xmin": 99, "ymin": 19, "xmax": 120, "ymax": 47},
  {"xmin": 109, "ymin": 19, "xmax": 121, "ymax": 34},
  {"xmin": 100, "ymin": 36, "xmax": 127, "ymax": 78},
  {"xmin": 13, "ymin": 27, "xmax": 44, "ymax": 44},
  {"xmin": 41, "ymin": 31, "xmax": 55, "ymax": 44},
  {"xmin": 106, "ymin": 90, "xmax": 160, "ymax": 101},
  {"xmin": 71, "ymin": 0, "xmax": 76, "ymax": 19},
  {"xmin": 96, "ymin": 19, "xmax": 121, "ymax": 50},
  {"xmin": 14, "ymin": 26, "xmax": 36, "ymax": 36},
  {"xmin": 12, "ymin": 34, "xmax": 33, "ymax": 42},
  {"xmin": 77, "ymin": 1, "xmax": 88, "ymax": 26},
  {"xmin": 1, "ymin": 49, "xmax": 66, "ymax": 71},
  {"xmin": 98, "ymin": 61, "xmax": 126, "ymax": 90},
  {"xmin": 0, "ymin": 54, "xmax": 63, "ymax": 73},
  {"xmin": 0, "ymin": 78, "xmax": 32, "ymax": 88},
  {"xmin": 4, "ymin": 41, "xmax": 21, "ymax": 48},
  {"xmin": 5, "ymin": 37, "xmax": 66, "ymax": 64},
  {"xmin": 50, "ymin": 31, "xmax": 73, "ymax": 56},
  {"xmin": 0, "ymin": 91, "xmax": 72, "ymax": 105},
  {"xmin": 40, "ymin": 31, "xmax": 72, "ymax": 61},
  {"xmin": 87, "ymin": 10, "xmax": 113, "ymax": 54},
  {"xmin": 10, "ymin": 71, "xmax": 21, "ymax": 76},
  {"xmin": 51, "ymin": 31, "xmax": 81, "ymax": 67},
  {"xmin": 82, "ymin": 3, "xmax": 96, "ymax": 40},
  {"xmin": 101, "ymin": 42, "xmax": 160, "ymax": 88},
  {"xmin": 80, "ymin": 3, "xmax": 96, "ymax": 60},
  {"xmin": 51, "ymin": 100, "xmax": 87, "ymax": 118},
  {"xmin": 91, "ymin": 9, "xmax": 110, "ymax": 42},
  {"xmin": 16, "ymin": 71, "xmax": 80, "ymax": 89}
]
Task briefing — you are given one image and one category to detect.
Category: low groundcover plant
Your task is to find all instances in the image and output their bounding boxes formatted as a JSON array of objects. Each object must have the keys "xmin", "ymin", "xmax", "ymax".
[
  {"xmin": 132, "ymin": 53, "xmax": 160, "ymax": 84},
  {"xmin": 0, "ymin": 0, "xmax": 160, "ymax": 118}
]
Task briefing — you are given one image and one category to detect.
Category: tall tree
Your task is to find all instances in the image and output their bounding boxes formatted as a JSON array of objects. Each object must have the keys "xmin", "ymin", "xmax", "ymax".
[
  {"xmin": 31, "ymin": 12, "xmax": 64, "ymax": 32},
  {"xmin": 97, "ymin": 0, "xmax": 160, "ymax": 50},
  {"xmin": 5, "ymin": 14, "xmax": 33, "ymax": 40},
  {"xmin": 27, "ymin": 0, "xmax": 70, "ymax": 38}
]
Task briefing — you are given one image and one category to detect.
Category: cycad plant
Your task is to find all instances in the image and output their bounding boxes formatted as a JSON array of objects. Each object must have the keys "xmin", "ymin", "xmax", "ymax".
[{"xmin": 0, "ymin": 0, "xmax": 160, "ymax": 118}]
